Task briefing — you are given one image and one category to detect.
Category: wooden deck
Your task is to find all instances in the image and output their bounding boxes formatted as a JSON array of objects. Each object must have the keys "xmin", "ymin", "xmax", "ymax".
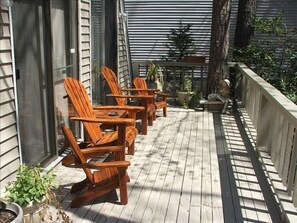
[{"xmin": 53, "ymin": 106, "xmax": 284, "ymax": 223}]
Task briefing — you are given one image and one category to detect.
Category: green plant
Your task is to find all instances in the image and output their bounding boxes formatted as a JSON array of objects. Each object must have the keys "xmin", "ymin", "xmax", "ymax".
[
  {"xmin": 189, "ymin": 91, "xmax": 202, "ymax": 109},
  {"xmin": 182, "ymin": 75, "xmax": 192, "ymax": 92},
  {"xmin": 147, "ymin": 61, "xmax": 159, "ymax": 82},
  {"xmin": 5, "ymin": 164, "xmax": 72, "ymax": 222},
  {"xmin": 163, "ymin": 21, "xmax": 196, "ymax": 62},
  {"xmin": 232, "ymin": 12, "xmax": 297, "ymax": 104},
  {"xmin": 5, "ymin": 164, "xmax": 56, "ymax": 206},
  {"xmin": 163, "ymin": 21, "xmax": 197, "ymax": 94}
]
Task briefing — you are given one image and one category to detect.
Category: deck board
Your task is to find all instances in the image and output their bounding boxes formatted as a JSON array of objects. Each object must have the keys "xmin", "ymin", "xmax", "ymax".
[{"xmin": 52, "ymin": 106, "xmax": 286, "ymax": 222}]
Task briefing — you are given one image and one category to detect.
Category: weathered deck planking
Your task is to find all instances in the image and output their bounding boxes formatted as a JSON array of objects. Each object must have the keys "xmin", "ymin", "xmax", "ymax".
[{"xmin": 53, "ymin": 106, "xmax": 285, "ymax": 223}]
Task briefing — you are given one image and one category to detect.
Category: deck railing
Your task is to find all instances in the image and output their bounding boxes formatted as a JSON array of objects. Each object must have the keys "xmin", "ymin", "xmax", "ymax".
[
  {"xmin": 234, "ymin": 63, "xmax": 297, "ymax": 208},
  {"xmin": 131, "ymin": 60, "xmax": 208, "ymax": 97}
]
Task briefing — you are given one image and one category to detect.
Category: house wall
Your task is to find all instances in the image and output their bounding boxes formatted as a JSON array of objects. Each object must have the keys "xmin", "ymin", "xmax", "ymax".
[
  {"xmin": 124, "ymin": 0, "xmax": 216, "ymax": 61},
  {"xmin": 124, "ymin": 0, "xmax": 297, "ymax": 62},
  {"xmin": 0, "ymin": 5, "xmax": 21, "ymax": 192},
  {"xmin": 118, "ymin": 0, "xmax": 131, "ymax": 89},
  {"xmin": 79, "ymin": 0, "xmax": 92, "ymax": 95},
  {"xmin": 0, "ymin": 0, "xmax": 92, "ymax": 192}
]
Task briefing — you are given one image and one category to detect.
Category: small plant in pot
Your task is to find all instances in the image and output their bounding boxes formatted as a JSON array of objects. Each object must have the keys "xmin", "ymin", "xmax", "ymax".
[
  {"xmin": 4, "ymin": 164, "xmax": 72, "ymax": 223},
  {"xmin": 146, "ymin": 61, "xmax": 159, "ymax": 89},
  {"xmin": 188, "ymin": 90, "xmax": 202, "ymax": 110},
  {"xmin": 177, "ymin": 75, "xmax": 194, "ymax": 108}
]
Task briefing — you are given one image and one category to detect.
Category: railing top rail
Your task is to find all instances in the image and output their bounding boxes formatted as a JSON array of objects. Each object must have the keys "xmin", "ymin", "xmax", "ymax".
[
  {"xmin": 236, "ymin": 62, "xmax": 297, "ymax": 124},
  {"xmin": 132, "ymin": 60, "xmax": 208, "ymax": 67}
]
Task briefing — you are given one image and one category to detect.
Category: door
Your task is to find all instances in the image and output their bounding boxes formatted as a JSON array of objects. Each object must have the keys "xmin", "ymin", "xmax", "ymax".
[
  {"xmin": 12, "ymin": 0, "xmax": 51, "ymax": 165},
  {"xmin": 51, "ymin": 0, "xmax": 79, "ymax": 149},
  {"xmin": 12, "ymin": 0, "xmax": 78, "ymax": 165}
]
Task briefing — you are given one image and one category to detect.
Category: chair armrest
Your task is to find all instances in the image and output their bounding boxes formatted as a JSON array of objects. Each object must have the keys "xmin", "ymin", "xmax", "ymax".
[
  {"xmin": 81, "ymin": 145, "xmax": 124, "ymax": 154},
  {"xmin": 106, "ymin": 94, "xmax": 154, "ymax": 99},
  {"xmin": 62, "ymin": 146, "xmax": 125, "ymax": 167},
  {"xmin": 135, "ymin": 89, "xmax": 160, "ymax": 93},
  {"xmin": 156, "ymin": 92, "xmax": 170, "ymax": 97},
  {"xmin": 121, "ymin": 88, "xmax": 160, "ymax": 93},
  {"xmin": 93, "ymin": 105, "xmax": 145, "ymax": 112},
  {"xmin": 120, "ymin": 88, "xmax": 141, "ymax": 92},
  {"xmin": 70, "ymin": 117, "xmax": 135, "ymax": 126},
  {"xmin": 78, "ymin": 161, "xmax": 131, "ymax": 169}
]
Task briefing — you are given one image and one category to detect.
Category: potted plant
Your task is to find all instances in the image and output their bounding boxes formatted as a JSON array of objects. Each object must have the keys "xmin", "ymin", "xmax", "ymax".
[
  {"xmin": 162, "ymin": 21, "xmax": 196, "ymax": 62},
  {"xmin": 0, "ymin": 201, "xmax": 23, "ymax": 223},
  {"xmin": 162, "ymin": 21, "xmax": 198, "ymax": 97},
  {"xmin": 146, "ymin": 61, "xmax": 159, "ymax": 88},
  {"xmin": 177, "ymin": 75, "xmax": 195, "ymax": 107},
  {"xmin": 4, "ymin": 164, "xmax": 71, "ymax": 223},
  {"xmin": 188, "ymin": 90, "xmax": 202, "ymax": 110}
]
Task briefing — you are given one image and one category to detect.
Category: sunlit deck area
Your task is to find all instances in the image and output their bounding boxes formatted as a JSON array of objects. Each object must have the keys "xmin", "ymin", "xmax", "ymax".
[{"xmin": 52, "ymin": 105, "xmax": 289, "ymax": 223}]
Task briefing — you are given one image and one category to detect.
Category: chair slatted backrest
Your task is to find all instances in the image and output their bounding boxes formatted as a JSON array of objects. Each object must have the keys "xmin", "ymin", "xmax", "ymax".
[
  {"xmin": 64, "ymin": 77, "xmax": 103, "ymax": 143},
  {"xmin": 133, "ymin": 77, "xmax": 149, "ymax": 96},
  {"xmin": 62, "ymin": 127, "xmax": 94, "ymax": 184},
  {"xmin": 101, "ymin": 66, "xmax": 126, "ymax": 106}
]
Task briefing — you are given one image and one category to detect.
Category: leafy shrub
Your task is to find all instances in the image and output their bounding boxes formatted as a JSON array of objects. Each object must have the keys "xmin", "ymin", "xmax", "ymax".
[
  {"xmin": 233, "ymin": 12, "xmax": 297, "ymax": 104},
  {"xmin": 5, "ymin": 164, "xmax": 56, "ymax": 206}
]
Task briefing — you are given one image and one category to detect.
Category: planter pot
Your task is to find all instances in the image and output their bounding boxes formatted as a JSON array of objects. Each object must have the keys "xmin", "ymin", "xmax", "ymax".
[
  {"xmin": 184, "ymin": 55, "xmax": 206, "ymax": 63},
  {"xmin": 0, "ymin": 202, "xmax": 23, "ymax": 223},
  {"xmin": 177, "ymin": 91, "xmax": 194, "ymax": 106},
  {"xmin": 146, "ymin": 80, "xmax": 157, "ymax": 89},
  {"xmin": 22, "ymin": 198, "xmax": 46, "ymax": 223}
]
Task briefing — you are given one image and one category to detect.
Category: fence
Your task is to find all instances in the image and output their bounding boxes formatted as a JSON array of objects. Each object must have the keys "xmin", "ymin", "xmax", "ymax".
[{"xmin": 131, "ymin": 60, "xmax": 208, "ymax": 97}]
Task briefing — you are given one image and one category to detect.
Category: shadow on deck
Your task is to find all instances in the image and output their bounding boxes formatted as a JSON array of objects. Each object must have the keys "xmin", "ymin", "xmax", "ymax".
[{"xmin": 53, "ymin": 104, "xmax": 286, "ymax": 223}]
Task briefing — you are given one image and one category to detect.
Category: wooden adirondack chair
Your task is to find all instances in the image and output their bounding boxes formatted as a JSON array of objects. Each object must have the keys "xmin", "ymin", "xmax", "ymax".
[
  {"xmin": 133, "ymin": 77, "xmax": 169, "ymax": 117},
  {"xmin": 63, "ymin": 77, "xmax": 141, "ymax": 157},
  {"xmin": 62, "ymin": 127, "xmax": 130, "ymax": 207},
  {"xmin": 101, "ymin": 66, "xmax": 156, "ymax": 135}
]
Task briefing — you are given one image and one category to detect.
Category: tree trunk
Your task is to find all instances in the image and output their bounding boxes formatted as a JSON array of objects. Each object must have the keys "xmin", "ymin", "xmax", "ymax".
[
  {"xmin": 234, "ymin": 0, "xmax": 257, "ymax": 52},
  {"xmin": 207, "ymin": 0, "xmax": 231, "ymax": 94}
]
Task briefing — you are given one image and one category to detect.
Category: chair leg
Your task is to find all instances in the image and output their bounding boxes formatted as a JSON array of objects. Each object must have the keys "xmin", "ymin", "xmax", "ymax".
[
  {"xmin": 128, "ymin": 142, "xmax": 135, "ymax": 155},
  {"xmin": 70, "ymin": 176, "xmax": 119, "ymax": 208},
  {"xmin": 141, "ymin": 111, "xmax": 148, "ymax": 135},
  {"xmin": 148, "ymin": 115, "xmax": 153, "ymax": 126},
  {"xmin": 118, "ymin": 169, "xmax": 128, "ymax": 205},
  {"xmin": 71, "ymin": 178, "xmax": 87, "ymax": 194},
  {"xmin": 163, "ymin": 107, "xmax": 167, "ymax": 117},
  {"xmin": 126, "ymin": 172, "xmax": 130, "ymax": 182},
  {"xmin": 70, "ymin": 184, "xmax": 114, "ymax": 208}
]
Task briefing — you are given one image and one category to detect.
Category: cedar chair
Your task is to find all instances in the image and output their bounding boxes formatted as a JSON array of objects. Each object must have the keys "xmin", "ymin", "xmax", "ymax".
[
  {"xmin": 63, "ymin": 77, "xmax": 141, "ymax": 158},
  {"xmin": 133, "ymin": 77, "xmax": 169, "ymax": 117},
  {"xmin": 62, "ymin": 127, "xmax": 130, "ymax": 207},
  {"xmin": 101, "ymin": 66, "xmax": 156, "ymax": 135}
]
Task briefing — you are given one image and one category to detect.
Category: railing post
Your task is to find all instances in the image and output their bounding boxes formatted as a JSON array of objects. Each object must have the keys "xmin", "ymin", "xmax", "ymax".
[
  {"xmin": 287, "ymin": 128, "xmax": 297, "ymax": 195},
  {"xmin": 292, "ymin": 129, "xmax": 297, "ymax": 206}
]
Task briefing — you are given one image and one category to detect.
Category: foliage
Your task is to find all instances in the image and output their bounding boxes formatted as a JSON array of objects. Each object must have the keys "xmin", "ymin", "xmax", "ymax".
[
  {"xmin": 5, "ymin": 164, "xmax": 72, "ymax": 222},
  {"xmin": 182, "ymin": 75, "xmax": 192, "ymax": 92},
  {"xmin": 5, "ymin": 164, "xmax": 56, "ymax": 206},
  {"xmin": 163, "ymin": 21, "xmax": 196, "ymax": 62},
  {"xmin": 232, "ymin": 12, "xmax": 297, "ymax": 104},
  {"xmin": 147, "ymin": 61, "xmax": 159, "ymax": 82},
  {"xmin": 177, "ymin": 75, "xmax": 196, "ymax": 108},
  {"xmin": 189, "ymin": 91, "xmax": 202, "ymax": 109}
]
